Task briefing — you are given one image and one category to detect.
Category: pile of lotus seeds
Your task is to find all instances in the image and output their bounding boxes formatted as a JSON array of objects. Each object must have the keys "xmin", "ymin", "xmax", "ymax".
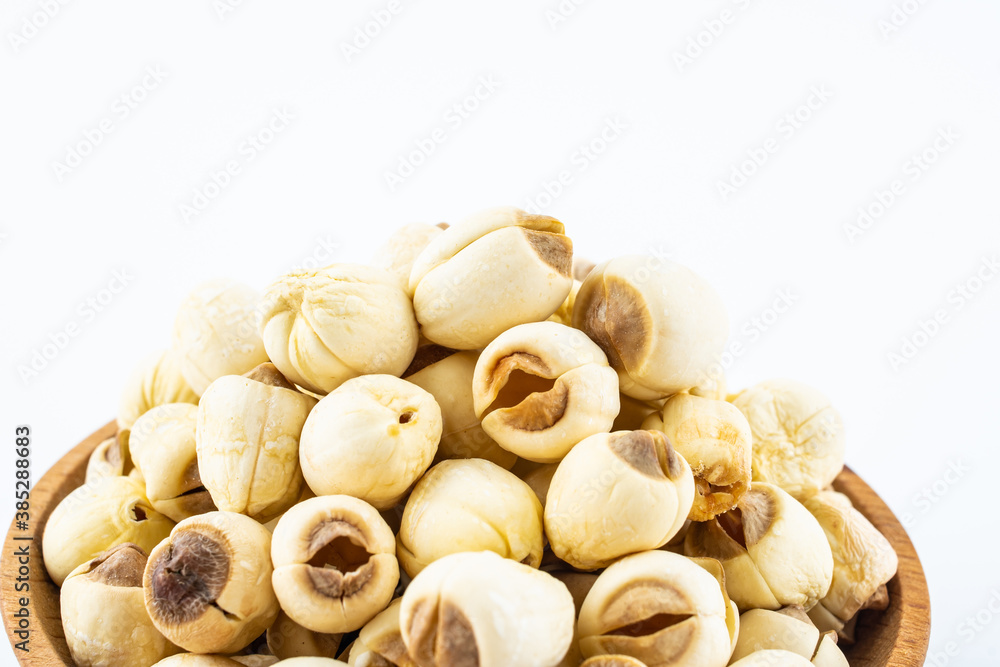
[{"xmin": 43, "ymin": 207, "xmax": 899, "ymax": 667}]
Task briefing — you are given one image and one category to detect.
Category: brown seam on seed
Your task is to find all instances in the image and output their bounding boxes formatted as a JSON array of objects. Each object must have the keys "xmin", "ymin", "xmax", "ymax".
[
  {"xmin": 437, "ymin": 601, "xmax": 479, "ymax": 667},
  {"xmin": 523, "ymin": 229, "xmax": 573, "ymax": 276},
  {"xmin": 88, "ymin": 543, "xmax": 147, "ymax": 587},
  {"xmin": 403, "ymin": 345, "xmax": 458, "ymax": 377},
  {"xmin": 738, "ymin": 488, "xmax": 777, "ymax": 546},
  {"xmin": 243, "ymin": 362, "xmax": 296, "ymax": 390},
  {"xmin": 608, "ymin": 431, "xmax": 681, "ymax": 479}
]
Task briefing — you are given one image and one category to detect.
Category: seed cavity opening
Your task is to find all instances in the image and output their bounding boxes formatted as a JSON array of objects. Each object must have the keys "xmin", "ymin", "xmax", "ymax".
[
  {"xmin": 132, "ymin": 504, "xmax": 148, "ymax": 522},
  {"xmin": 495, "ymin": 381, "xmax": 569, "ymax": 432},
  {"xmin": 399, "ymin": 411, "xmax": 415, "ymax": 425},
  {"xmin": 717, "ymin": 508, "xmax": 747, "ymax": 549},
  {"xmin": 485, "ymin": 353, "xmax": 553, "ymax": 408},
  {"xmin": 604, "ymin": 613, "xmax": 691, "ymax": 637},
  {"xmin": 308, "ymin": 533, "xmax": 372, "ymax": 574}
]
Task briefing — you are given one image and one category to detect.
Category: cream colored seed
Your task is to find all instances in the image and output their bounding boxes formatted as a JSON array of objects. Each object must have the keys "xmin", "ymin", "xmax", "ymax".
[
  {"xmin": 803, "ymin": 491, "xmax": 898, "ymax": 624},
  {"xmin": 642, "ymin": 393, "xmax": 752, "ymax": 521},
  {"xmin": 572, "ymin": 255, "xmax": 729, "ymax": 400},
  {"xmin": 260, "ymin": 263, "xmax": 419, "ymax": 395},
  {"xmin": 61, "ymin": 543, "xmax": 181, "ymax": 666},
  {"xmin": 544, "ymin": 430, "xmax": 694, "ymax": 570},
  {"xmin": 43, "ymin": 475, "xmax": 174, "ymax": 587},
  {"xmin": 271, "ymin": 495, "xmax": 399, "ymax": 634},
  {"xmin": 408, "ymin": 206, "xmax": 574, "ymax": 350},
  {"xmin": 399, "ymin": 551, "xmax": 575, "ymax": 667},
  {"xmin": 396, "ymin": 458, "xmax": 544, "ymax": 578},
  {"xmin": 731, "ymin": 378, "xmax": 845, "ymax": 500},
  {"xmin": 172, "ymin": 279, "xmax": 270, "ymax": 396},
  {"xmin": 197, "ymin": 363, "xmax": 317, "ymax": 523},
  {"xmin": 684, "ymin": 482, "xmax": 834, "ymax": 611},
  {"xmin": 371, "ymin": 221, "xmax": 446, "ymax": 285},
  {"xmin": 144, "ymin": 511, "xmax": 279, "ymax": 655},
  {"xmin": 577, "ymin": 550, "xmax": 735, "ymax": 667},
  {"xmin": 404, "ymin": 346, "xmax": 517, "ymax": 469},
  {"xmin": 473, "ymin": 321, "xmax": 619, "ymax": 463},
  {"xmin": 730, "ymin": 609, "xmax": 848, "ymax": 667},
  {"xmin": 117, "ymin": 348, "xmax": 199, "ymax": 436},
  {"xmin": 131, "ymin": 402, "xmax": 216, "ymax": 522},
  {"xmin": 299, "ymin": 374, "xmax": 441, "ymax": 510}
]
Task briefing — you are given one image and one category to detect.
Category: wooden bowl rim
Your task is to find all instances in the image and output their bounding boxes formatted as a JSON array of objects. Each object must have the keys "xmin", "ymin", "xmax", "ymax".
[{"xmin": 1, "ymin": 421, "xmax": 930, "ymax": 666}]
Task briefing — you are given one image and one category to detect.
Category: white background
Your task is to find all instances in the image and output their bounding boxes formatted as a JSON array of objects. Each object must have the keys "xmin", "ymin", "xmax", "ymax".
[{"xmin": 2, "ymin": 0, "xmax": 999, "ymax": 664}]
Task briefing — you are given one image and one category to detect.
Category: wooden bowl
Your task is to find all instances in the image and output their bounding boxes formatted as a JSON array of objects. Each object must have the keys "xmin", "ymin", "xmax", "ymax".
[{"xmin": 1, "ymin": 421, "xmax": 930, "ymax": 666}]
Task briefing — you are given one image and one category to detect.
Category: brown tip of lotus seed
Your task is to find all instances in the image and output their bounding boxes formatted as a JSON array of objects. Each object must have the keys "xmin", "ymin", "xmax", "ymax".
[
  {"xmin": 99, "ymin": 436, "xmax": 122, "ymax": 468},
  {"xmin": 368, "ymin": 633, "xmax": 411, "ymax": 666},
  {"xmin": 406, "ymin": 598, "xmax": 480, "ymax": 667},
  {"xmin": 403, "ymin": 344, "xmax": 457, "ymax": 378},
  {"xmin": 523, "ymin": 229, "xmax": 572, "ymax": 277},
  {"xmin": 862, "ymin": 584, "xmax": 890, "ymax": 612},
  {"xmin": 497, "ymin": 381, "xmax": 569, "ymax": 432},
  {"xmin": 407, "ymin": 599, "xmax": 440, "ymax": 666},
  {"xmin": 88, "ymin": 543, "xmax": 147, "ymax": 587},
  {"xmin": 438, "ymin": 602, "xmax": 480, "ymax": 667},
  {"xmin": 737, "ymin": 488, "xmax": 777, "ymax": 547},
  {"xmin": 777, "ymin": 605, "xmax": 813, "ymax": 626},
  {"xmin": 608, "ymin": 431, "xmax": 681, "ymax": 480},
  {"xmin": 580, "ymin": 276, "xmax": 652, "ymax": 373},
  {"xmin": 244, "ymin": 362, "xmax": 297, "ymax": 390},
  {"xmin": 436, "ymin": 222, "xmax": 450, "ymax": 230},
  {"xmin": 149, "ymin": 530, "xmax": 230, "ymax": 624}
]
